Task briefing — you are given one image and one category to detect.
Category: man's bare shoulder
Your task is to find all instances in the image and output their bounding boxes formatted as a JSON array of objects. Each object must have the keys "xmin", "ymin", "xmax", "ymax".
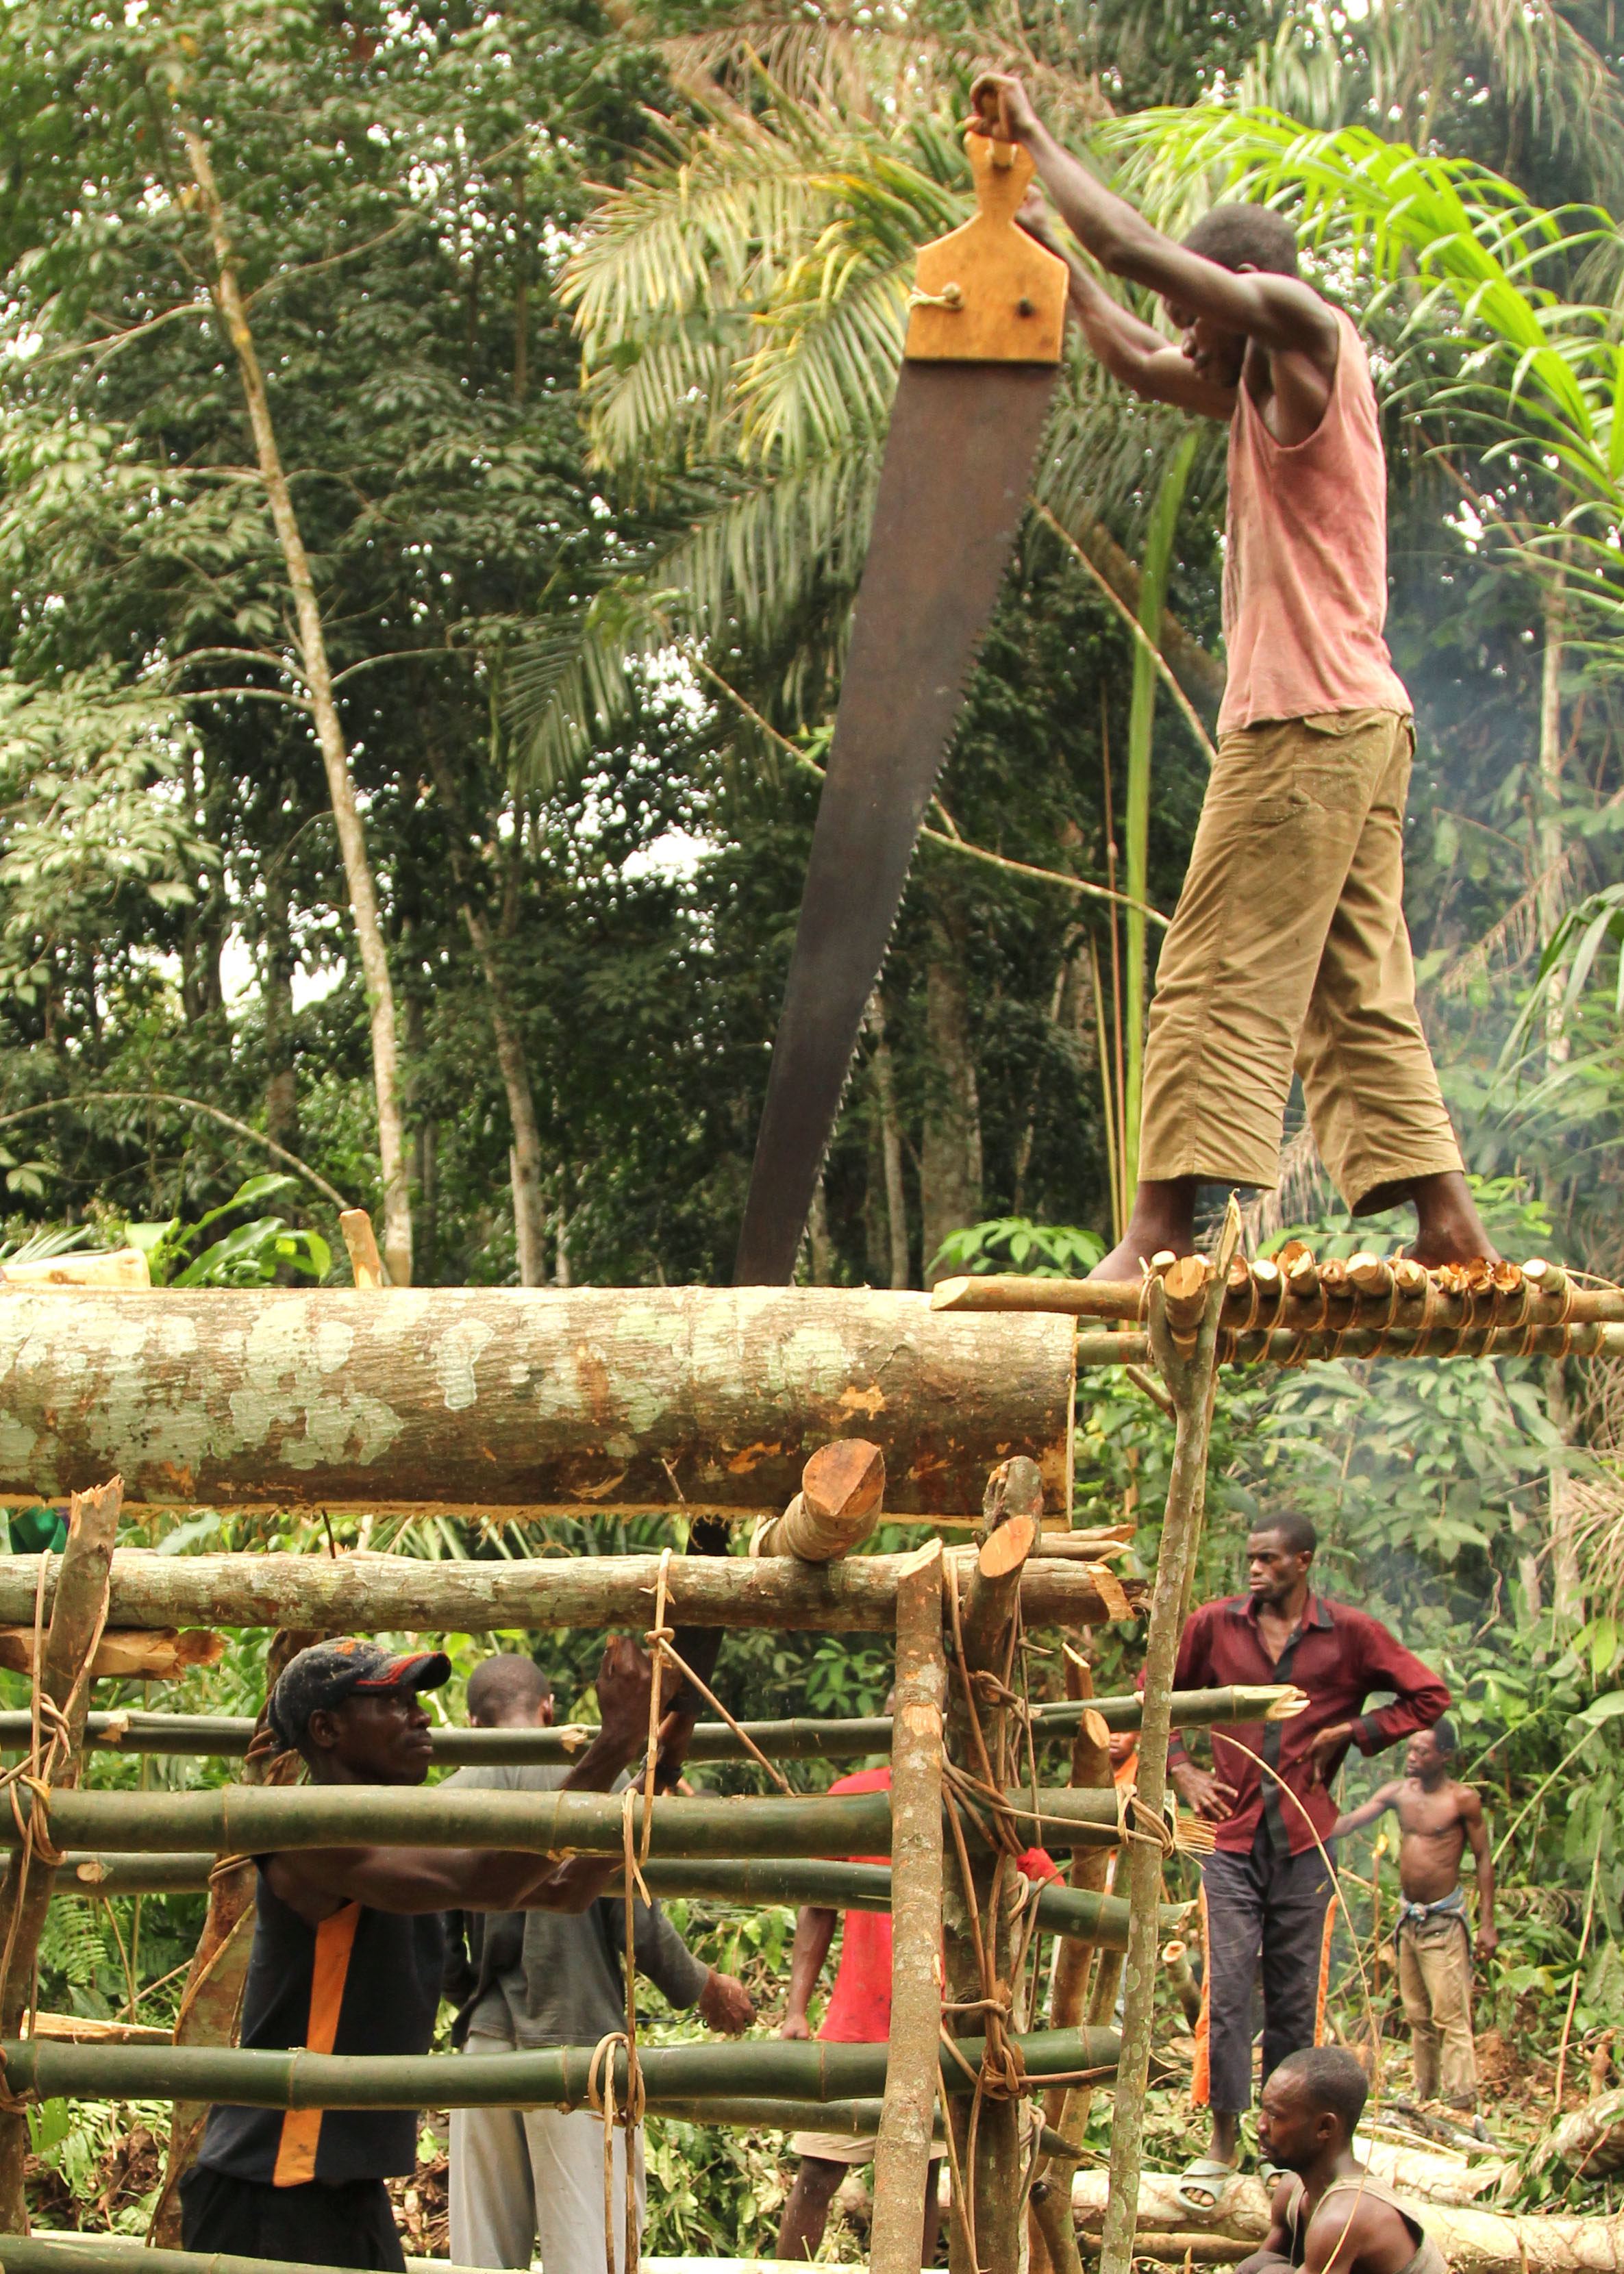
[{"xmin": 1305, "ymin": 2182, "xmax": 1419, "ymax": 2274}]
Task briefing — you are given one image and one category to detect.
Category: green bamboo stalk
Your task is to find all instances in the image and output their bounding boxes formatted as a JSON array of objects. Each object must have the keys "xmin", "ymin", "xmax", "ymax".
[
  {"xmin": 2, "ymin": 1688, "xmax": 1289, "ymax": 1766},
  {"xmin": 0, "ymin": 2025, "xmax": 1119, "ymax": 2108},
  {"xmin": 1121, "ymin": 429, "xmax": 1199, "ymax": 1193},
  {"xmin": 55, "ymin": 1852, "xmax": 1186, "ymax": 1949},
  {"xmin": 10, "ymin": 1783, "xmax": 1128, "ymax": 1860}
]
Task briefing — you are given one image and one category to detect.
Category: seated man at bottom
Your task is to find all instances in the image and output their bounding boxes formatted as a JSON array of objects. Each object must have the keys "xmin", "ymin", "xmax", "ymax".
[
  {"xmin": 1236, "ymin": 2047, "xmax": 1447, "ymax": 2274},
  {"xmin": 443, "ymin": 1652, "xmax": 755, "ymax": 2274},
  {"xmin": 182, "ymin": 1634, "xmax": 676, "ymax": 2273}
]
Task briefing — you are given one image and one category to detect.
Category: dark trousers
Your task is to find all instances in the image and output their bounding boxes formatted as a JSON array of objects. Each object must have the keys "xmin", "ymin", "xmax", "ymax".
[
  {"xmin": 181, "ymin": 2162, "xmax": 407, "ymax": 2271},
  {"xmin": 1203, "ymin": 1825, "xmax": 1335, "ymax": 2114}
]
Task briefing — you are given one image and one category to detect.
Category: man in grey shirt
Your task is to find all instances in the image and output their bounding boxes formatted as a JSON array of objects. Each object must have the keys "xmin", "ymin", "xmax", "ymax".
[{"xmin": 443, "ymin": 1655, "xmax": 753, "ymax": 2273}]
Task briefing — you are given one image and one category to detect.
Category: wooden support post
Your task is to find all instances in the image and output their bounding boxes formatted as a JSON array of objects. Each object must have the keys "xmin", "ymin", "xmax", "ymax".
[
  {"xmin": 149, "ymin": 1629, "xmax": 322, "ymax": 2245},
  {"xmin": 1030, "ymin": 2178, "xmax": 1086, "ymax": 2274},
  {"xmin": 338, "ymin": 1209, "xmax": 386, "ymax": 1290},
  {"xmin": 1098, "ymin": 1200, "xmax": 1240, "ymax": 2274},
  {"xmin": 872, "ymin": 1538, "xmax": 947, "ymax": 2274},
  {"xmin": 0, "ymin": 1477, "xmax": 122, "ymax": 2229},
  {"xmin": 1031, "ymin": 1653, "xmax": 1113, "ymax": 2273},
  {"xmin": 945, "ymin": 1457, "xmax": 1042, "ymax": 2274}
]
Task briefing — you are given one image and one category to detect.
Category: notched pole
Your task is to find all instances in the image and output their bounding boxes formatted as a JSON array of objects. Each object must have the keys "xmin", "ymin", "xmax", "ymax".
[
  {"xmin": 1097, "ymin": 1199, "xmax": 1241, "ymax": 2274},
  {"xmin": 871, "ymin": 1538, "xmax": 946, "ymax": 2274}
]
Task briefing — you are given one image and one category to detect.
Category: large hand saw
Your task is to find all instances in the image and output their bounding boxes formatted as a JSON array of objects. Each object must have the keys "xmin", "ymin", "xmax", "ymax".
[
  {"xmin": 669, "ymin": 134, "xmax": 1066, "ymax": 1701},
  {"xmin": 732, "ymin": 132, "xmax": 1069, "ymax": 1288}
]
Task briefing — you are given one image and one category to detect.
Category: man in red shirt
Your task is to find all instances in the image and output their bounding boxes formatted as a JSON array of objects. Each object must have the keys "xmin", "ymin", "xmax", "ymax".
[
  {"xmin": 774, "ymin": 1749, "xmax": 1058, "ymax": 2260},
  {"xmin": 1168, "ymin": 1514, "xmax": 1449, "ymax": 2208}
]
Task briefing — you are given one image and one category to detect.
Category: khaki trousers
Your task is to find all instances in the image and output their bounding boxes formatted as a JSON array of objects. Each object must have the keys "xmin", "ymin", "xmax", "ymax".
[
  {"xmin": 450, "ymin": 2033, "xmax": 647, "ymax": 2273},
  {"xmin": 1138, "ymin": 709, "xmax": 1462, "ymax": 1207},
  {"xmin": 1397, "ymin": 1915, "xmax": 1477, "ymax": 2108}
]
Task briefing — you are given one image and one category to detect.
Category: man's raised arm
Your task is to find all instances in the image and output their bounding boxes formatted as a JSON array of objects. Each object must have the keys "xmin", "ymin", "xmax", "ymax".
[{"xmin": 971, "ymin": 74, "xmax": 1336, "ymax": 375}]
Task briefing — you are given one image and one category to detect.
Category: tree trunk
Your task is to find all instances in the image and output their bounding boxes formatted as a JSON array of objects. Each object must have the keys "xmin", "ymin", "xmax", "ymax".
[
  {"xmin": 0, "ymin": 1547, "xmax": 1123, "ymax": 1641},
  {"xmin": 921, "ymin": 914, "xmax": 982, "ymax": 1286},
  {"xmin": 0, "ymin": 1286, "xmax": 1074, "ymax": 1516},
  {"xmin": 262, "ymin": 862, "xmax": 300, "ymax": 1162},
  {"xmin": 869, "ymin": 996, "xmax": 911, "ymax": 1290},
  {"xmin": 0, "ymin": 1477, "xmax": 123, "ymax": 2229},
  {"xmin": 179, "ymin": 129, "xmax": 411, "ymax": 1286},
  {"xmin": 1538, "ymin": 559, "xmax": 1570, "ymax": 1066}
]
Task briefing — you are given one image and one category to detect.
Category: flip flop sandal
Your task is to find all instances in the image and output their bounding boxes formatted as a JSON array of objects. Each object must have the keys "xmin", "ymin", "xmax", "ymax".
[
  {"xmin": 1257, "ymin": 2161, "xmax": 1287, "ymax": 2190},
  {"xmin": 1175, "ymin": 2159, "xmax": 1240, "ymax": 2216}
]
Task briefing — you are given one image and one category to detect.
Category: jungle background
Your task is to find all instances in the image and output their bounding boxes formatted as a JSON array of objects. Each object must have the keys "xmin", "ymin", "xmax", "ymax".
[{"xmin": 4, "ymin": 0, "xmax": 1624, "ymax": 2252}]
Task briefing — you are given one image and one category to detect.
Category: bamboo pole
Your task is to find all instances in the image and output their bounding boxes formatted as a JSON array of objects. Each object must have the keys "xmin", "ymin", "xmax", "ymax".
[
  {"xmin": 0, "ymin": 2024, "xmax": 1120, "ymax": 2108},
  {"xmin": 872, "ymin": 1538, "xmax": 947, "ymax": 2274},
  {"xmin": 1, "ymin": 1686, "xmax": 1283, "ymax": 1766},
  {"xmin": 10, "ymin": 1781, "xmax": 1140, "ymax": 1860},
  {"xmin": 0, "ymin": 1549, "xmax": 1129, "ymax": 1638},
  {"xmin": 0, "ymin": 1475, "xmax": 122, "ymax": 2229},
  {"xmin": 1099, "ymin": 1203, "xmax": 1240, "ymax": 2274},
  {"xmin": 0, "ymin": 1286, "xmax": 1073, "ymax": 1515},
  {"xmin": 56, "ymin": 1851, "xmax": 1185, "ymax": 1947}
]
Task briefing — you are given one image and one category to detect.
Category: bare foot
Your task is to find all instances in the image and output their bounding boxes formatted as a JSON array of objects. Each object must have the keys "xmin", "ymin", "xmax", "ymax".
[
  {"xmin": 1088, "ymin": 1178, "xmax": 1199, "ymax": 1281},
  {"xmin": 1399, "ymin": 1171, "xmax": 1500, "ymax": 1268}
]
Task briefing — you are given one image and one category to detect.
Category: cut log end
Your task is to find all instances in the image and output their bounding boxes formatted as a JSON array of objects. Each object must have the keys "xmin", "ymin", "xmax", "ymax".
[
  {"xmin": 802, "ymin": 1438, "xmax": 885, "ymax": 1527},
  {"xmin": 979, "ymin": 1512, "xmax": 1036, "ymax": 1581}
]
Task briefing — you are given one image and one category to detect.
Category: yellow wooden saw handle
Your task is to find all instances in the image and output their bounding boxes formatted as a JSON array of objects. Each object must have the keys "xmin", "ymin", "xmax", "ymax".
[{"xmin": 904, "ymin": 135, "xmax": 1069, "ymax": 365}]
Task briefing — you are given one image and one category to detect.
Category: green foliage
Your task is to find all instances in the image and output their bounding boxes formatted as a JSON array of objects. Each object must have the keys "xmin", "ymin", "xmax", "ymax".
[
  {"xmin": 929, "ymin": 1216, "xmax": 1105, "ymax": 1279},
  {"xmin": 127, "ymin": 1175, "xmax": 332, "ymax": 1286}
]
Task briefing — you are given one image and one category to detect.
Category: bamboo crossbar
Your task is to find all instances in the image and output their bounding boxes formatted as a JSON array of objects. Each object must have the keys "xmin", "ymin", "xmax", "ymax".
[
  {"xmin": 1077, "ymin": 1322, "xmax": 1624, "ymax": 1366},
  {"xmin": 9, "ymin": 1783, "xmax": 1131, "ymax": 1858},
  {"xmin": 14, "ymin": 1686, "xmax": 1290, "ymax": 1766},
  {"xmin": 0, "ymin": 1551, "xmax": 1132, "ymax": 1636},
  {"xmin": 0, "ymin": 2024, "xmax": 1120, "ymax": 2108},
  {"xmin": 0, "ymin": 2243, "xmax": 488, "ymax": 2274},
  {"xmin": 57, "ymin": 1851, "xmax": 1188, "ymax": 1945}
]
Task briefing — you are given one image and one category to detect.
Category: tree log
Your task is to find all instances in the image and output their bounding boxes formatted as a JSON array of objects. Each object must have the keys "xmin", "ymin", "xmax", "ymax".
[
  {"xmin": 3, "ymin": 1686, "xmax": 1278, "ymax": 1768},
  {"xmin": 0, "ymin": 2023, "xmax": 1120, "ymax": 2108},
  {"xmin": 10, "ymin": 1782, "xmax": 1132, "ymax": 1859},
  {"xmin": 0, "ymin": 1476, "xmax": 122, "ymax": 2230},
  {"xmin": 0, "ymin": 1549, "xmax": 1133, "ymax": 1637},
  {"xmin": 0, "ymin": 2240, "xmax": 490, "ymax": 2274},
  {"xmin": 0, "ymin": 1286, "xmax": 1073, "ymax": 1514},
  {"xmin": 1066, "ymin": 2169, "xmax": 1624, "ymax": 2274}
]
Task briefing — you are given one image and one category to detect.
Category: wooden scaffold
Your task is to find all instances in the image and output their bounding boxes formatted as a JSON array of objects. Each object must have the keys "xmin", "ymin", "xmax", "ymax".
[{"xmin": 0, "ymin": 1224, "xmax": 1606, "ymax": 2274}]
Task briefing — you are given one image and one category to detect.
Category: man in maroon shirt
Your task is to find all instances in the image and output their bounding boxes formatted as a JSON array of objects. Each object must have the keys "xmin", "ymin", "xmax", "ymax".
[{"xmin": 1169, "ymin": 1514, "xmax": 1449, "ymax": 2205}]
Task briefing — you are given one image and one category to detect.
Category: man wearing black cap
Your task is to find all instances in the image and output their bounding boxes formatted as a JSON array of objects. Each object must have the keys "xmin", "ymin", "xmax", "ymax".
[{"xmin": 180, "ymin": 1634, "xmax": 674, "ymax": 2272}]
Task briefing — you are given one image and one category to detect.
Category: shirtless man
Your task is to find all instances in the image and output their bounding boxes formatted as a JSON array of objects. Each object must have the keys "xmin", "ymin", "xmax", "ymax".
[
  {"xmin": 967, "ymin": 74, "xmax": 1495, "ymax": 1279},
  {"xmin": 1236, "ymin": 2046, "xmax": 1446, "ymax": 2274},
  {"xmin": 1333, "ymin": 1717, "xmax": 1496, "ymax": 2110}
]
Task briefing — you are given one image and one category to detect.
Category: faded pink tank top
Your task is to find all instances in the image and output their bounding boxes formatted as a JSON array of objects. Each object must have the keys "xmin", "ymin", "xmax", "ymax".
[{"xmin": 1218, "ymin": 308, "xmax": 1410, "ymax": 734}]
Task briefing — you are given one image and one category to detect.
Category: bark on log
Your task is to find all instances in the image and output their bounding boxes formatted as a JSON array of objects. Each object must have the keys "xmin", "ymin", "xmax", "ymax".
[
  {"xmin": 0, "ymin": 1629, "xmax": 222, "ymax": 1681},
  {"xmin": 0, "ymin": 1287, "xmax": 1073, "ymax": 1514},
  {"xmin": 0, "ymin": 2241, "xmax": 488, "ymax": 2274},
  {"xmin": 872, "ymin": 1540, "xmax": 947, "ymax": 2274},
  {"xmin": 0, "ymin": 2023, "xmax": 1121, "ymax": 2108},
  {"xmin": 0, "ymin": 1476, "xmax": 121, "ymax": 2230},
  {"xmin": 0, "ymin": 1549, "xmax": 1133, "ymax": 1637},
  {"xmin": 8, "ymin": 1781, "xmax": 1130, "ymax": 1859},
  {"xmin": 1066, "ymin": 2169, "xmax": 1624, "ymax": 2274},
  {"xmin": 3, "ymin": 1686, "xmax": 1279, "ymax": 1766}
]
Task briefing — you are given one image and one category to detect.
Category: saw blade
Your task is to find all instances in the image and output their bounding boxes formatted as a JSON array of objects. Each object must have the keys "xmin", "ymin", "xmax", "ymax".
[{"xmin": 733, "ymin": 357, "xmax": 1059, "ymax": 1287}]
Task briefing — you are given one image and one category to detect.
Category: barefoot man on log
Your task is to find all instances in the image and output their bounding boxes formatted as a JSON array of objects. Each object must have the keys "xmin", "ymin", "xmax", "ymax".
[{"xmin": 968, "ymin": 76, "xmax": 1495, "ymax": 1277}]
